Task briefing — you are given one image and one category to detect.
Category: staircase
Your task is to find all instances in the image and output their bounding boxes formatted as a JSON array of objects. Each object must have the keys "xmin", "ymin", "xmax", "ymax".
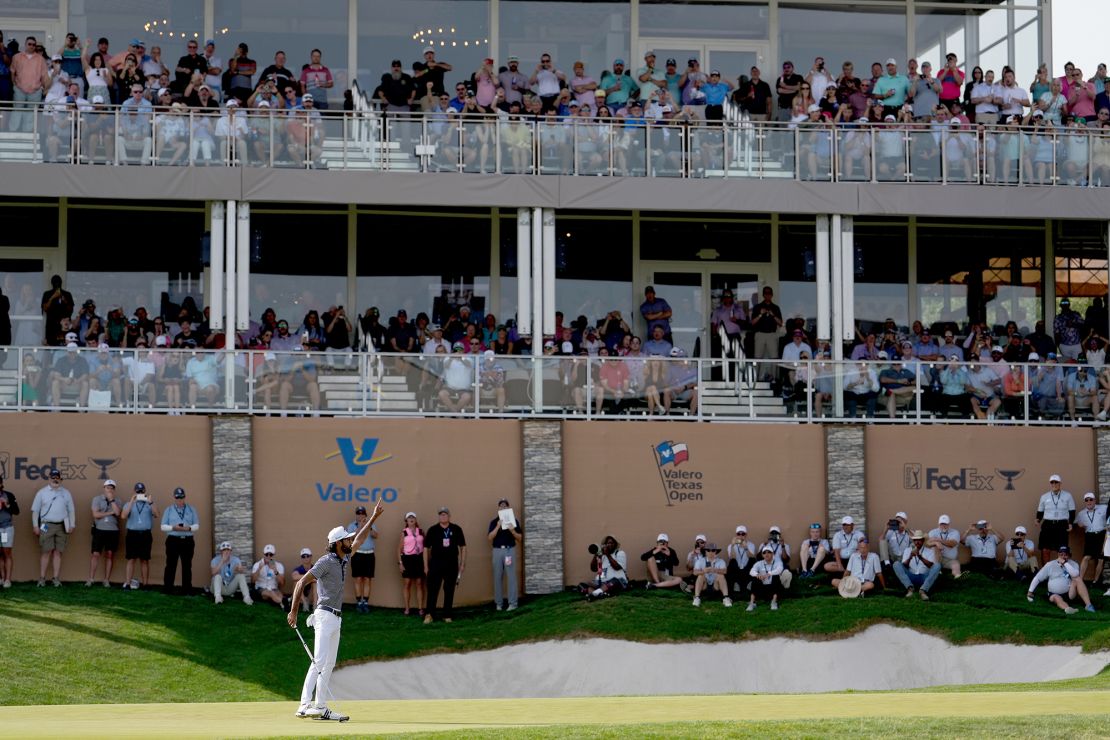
[
  {"xmin": 700, "ymin": 379, "xmax": 788, "ymax": 417},
  {"xmin": 319, "ymin": 138, "xmax": 418, "ymax": 171},
  {"xmin": 0, "ymin": 368, "xmax": 18, "ymax": 408},
  {"xmin": 0, "ymin": 131, "xmax": 37, "ymax": 162},
  {"xmin": 315, "ymin": 372, "xmax": 418, "ymax": 413}
]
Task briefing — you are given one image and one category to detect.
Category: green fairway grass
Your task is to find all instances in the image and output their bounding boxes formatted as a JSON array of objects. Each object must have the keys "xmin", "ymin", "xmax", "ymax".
[{"xmin": 1, "ymin": 572, "xmax": 1109, "ymax": 705}]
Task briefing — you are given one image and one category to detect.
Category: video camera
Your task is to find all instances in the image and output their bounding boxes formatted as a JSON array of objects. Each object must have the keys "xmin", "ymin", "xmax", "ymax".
[{"xmin": 888, "ymin": 518, "xmax": 901, "ymax": 530}]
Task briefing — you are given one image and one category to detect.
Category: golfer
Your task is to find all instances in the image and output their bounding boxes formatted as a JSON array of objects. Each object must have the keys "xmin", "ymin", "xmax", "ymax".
[{"xmin": 288, "ymin": 499, "xmax": 384, "ymax": 721}]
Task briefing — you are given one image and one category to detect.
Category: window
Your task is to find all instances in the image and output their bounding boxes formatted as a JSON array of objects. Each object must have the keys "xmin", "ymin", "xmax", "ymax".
[
  {"xmin": 779, "ymin": 4, "xmax": 906, "ymax": 75},
  {"xmin": 853, "ymin": 221, "xmax": 909, "ymax": 331},
  {"xmin": 499, "ymin": 1, "xmax": 630, "ymax": 87},
  {"xmin": 640, "ymin": 217, "xmax": 771, "ymax": 263},
  {"xmin": 250, "ymin": 211, "xmax": 348, "ymax": 326},
  {"xmin": 777, "ymin": 219, "xmax": 815, "ymax": 327},
  {"xmin": 68, "ymin": 1, "xmax": 204, "ymax": 62},
  {"xmin": 639, "ymin": 1, "xmax": 768, "ymax": 41}
]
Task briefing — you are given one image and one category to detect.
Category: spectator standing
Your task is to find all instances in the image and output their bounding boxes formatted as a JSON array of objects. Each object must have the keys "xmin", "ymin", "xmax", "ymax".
[
  {"xmin": 292, "ymin": 547, "xmax": 316, "ymax": 612},
  {"xmin": 499, "ymin": 56, "xmax": 529, "ymax": 105},
  {"xmin": 172, "ymin": 38, "xmax": 207, "ymax": 94},
  {"xmin": 210, "ymin": 541, "xmax": 252, "ymax": 604},
  {"xmin": 873, "ymin": 58, "xmax": 910, "ymax": 118},
  {"xmin": 530, "ymin": 51, "xmax": 565, "ymax": 112},
  {"xmin": 703, "ymin": 69, "xmax": 733, "ymax": 121},
  {"xmin": 10, "ymin": 36, "xmax": 47, "ymax": 133},
  {"xmin": 251, "ymin": 543, "xmax": 285, "ymax": 606},
  {"xmin": 0, "ymin": 475, "xmax": 19, "ymax": 588},
  {"xmin": 774, "ymin": 61, "xmax": 803, "ymax": 122},
  {"xmin": 640, "ymin": 285, "xmax": 672, "ymax": 339},
  {"xmin": 87, "ymin": 479, "xmax": 121, "ymax": 587},
  {"xmin": 487, "ymin": 498, "xmax": 522, "ymax": 611},
  {"xmin": 570, "ymin": 61, "xmax": 598, "ymax": 109},
  {"xmin": 161, "ymin": 486, "xmax": 199, "ymax": 595},
  {"xmin": 398, "ymin": 512, "xmax": 426, "ymax": 616},
  {"xmin": 1054, "ymin": 298, "xmax": 1084, "ymax": 360},
  {"xmin": 202, "ymin": 40, "xmax": 223, "ymax": 101},
  {"xmin": 31, "ymin": 467, "xmax": 74, "ymax": 587},
  {"xmin": 424, "ymin": 507, "xmax": 466, "ymax": 624},
  {"xmin": 41, "ymin": 274, "xmax": 74, "ymax": 345},
  {"xmin": 300, "ymin": 49, "xmax": 333, "ymax": 109},
  {"xmin": 227, "ymin": 43, "xmax": 256, "ymax": 103},
  {"xmin": 415, "ymin": 46, "xmax": 452, "ymax": 97},
  {"xmin": 599, "ymin": 59, "xmax": 636, "ymax": 112},
  {"xmin": 1076, "ymin": 492, "xmax": 1107, "ymax": 584},
  {"xmin": 1036, "ymin": 473, "xmax": 1076, "ymax": 565},
  {"xmin": 259, "ymin": 50, "xmax": 295, "ymax": 92},
  {"xmin": 751, "ymin": 286, "xmax": 783, "ymax": 381},
  {"xmin": 379, "ymin": 60, "xmax": 414, "ymax": 112},
  {"xmin": 0, "ymin": 31, "xmax": 13, "ymax": 105},
  {"xmin": 346, "ymin": 505, "xmax": 378, "ymax": 614},
  {"xmin": 0, "ymin": 285, "xmax": 9, "ymax": 345},
  {"xmin": 734, "ymin": 66, "xmax": 773, "ymax": 121},
  {"xmin": 121, "ymin": 482, "xmax": 158, "ymax": 589},
  {"xmin": 635, "ymin": 51, "xmax": 665, "ymax": 103},
  {"xmin": 938, "ymin": 53, "xmax": 965, "ymax": 110}
]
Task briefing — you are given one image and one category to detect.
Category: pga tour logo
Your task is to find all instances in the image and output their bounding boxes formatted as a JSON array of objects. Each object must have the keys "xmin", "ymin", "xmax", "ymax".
[
  {"xmin": 315, "ymin": 437, "xmax": 399, "ymax": 503},
  {"xmin": 652, "ymin": 441, "xmax": 703, "ymax": 506},
  {"xmin": 903, "ymin": 463, "xmax": 1025, "ymax": 491}
]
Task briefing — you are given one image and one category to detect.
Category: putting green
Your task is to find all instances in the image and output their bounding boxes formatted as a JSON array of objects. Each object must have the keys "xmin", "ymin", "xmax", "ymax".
[{"xmin": 3, "ymin": 691, "xmax": 1110, "ymax": 738}]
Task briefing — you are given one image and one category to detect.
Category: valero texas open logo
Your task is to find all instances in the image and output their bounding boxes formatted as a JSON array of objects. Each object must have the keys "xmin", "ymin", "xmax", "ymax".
[
  {"xmin": 652, "ymin": 440, "xmax": 704, "ymax": 506},
  {"xmin": 317, "ymin": 437, "xmax": 399, "ymax": 503}
]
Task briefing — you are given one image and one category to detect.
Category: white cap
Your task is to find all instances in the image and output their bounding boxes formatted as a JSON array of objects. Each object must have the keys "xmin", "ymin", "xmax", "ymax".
[
  {"xmin": 65, "ymin": 332, "xmax": 78, "ymax": 342},
  {"xmin": 841, "ymin": 515, "xmax": 854, "ymax": 525},
  {"xmin": 327, "ymin": 525, "xmax": 352, "ymax": 544},
  {"xmin": 1015, "ymin": 526, "xmax": 1027, "ymax": 534},
  {"xmin": 1049, "ymin": 474, "xmax": 1062, "ymax": 483},
  {"xmin": 92, "ymin": 95, "xmax": 104, "ymax": 104},
  {"xmin": 895, "ymin": 511, "xmax": 907, "ymax": 520},
  {"xmin": 885, "ymin": 58, "xmax": 897, "ymax": 66},
  {"xmin": 103, "ymin": 479, "xmax": 117, "ymax": 488},
  {"xmin": 302, "ymin": 93, "xmax": 314, "ymax": 102},
  {"xmin": 657, "ymin": 533, "xmax": 669, "ymax": 542},
  {"xmin": 423, "ymin": 46, "xmax": 435, "ymax": 54},
  {"xmin": 98, "ymin": 342, "xmax": 109, "ymax": 350},
  {"xmin": 806, "ymin": 103, "xmax": 821, "ymax": 113},
  {"xmin": 218, "ymin": 541, "xmax": 232, "ymax": 551},
  {"xmin": 1027, "ymin": 352, "xmax": 1041, "ymax": 361},
  {"xmin": 938, "ymin": 514, "xmax": 950, "ymax": 524},
  {"xmin": 299, "ymin": 547, "xmax": 312, "ymax": 557},
  {"xmin": 263, "ymin": 543, "xmax": 276, "ymax": 555},
  {"xmin": 735, "ymin": 525, "xmax": 747, "ymax": 534},
  {"xmin": 1085, "ymin": 492, "xmax": 1096, "ymax": 500},
  {"xmin": 695, "ymin": 533, "xmax": 707, "ymax": 542},
  {"xmin": 769, "ymin": 525, "xmax": 782, "ymax": 534},
  {"xmin": 761, "ymin": 545, "xmax": 774, "ymax": 553}
]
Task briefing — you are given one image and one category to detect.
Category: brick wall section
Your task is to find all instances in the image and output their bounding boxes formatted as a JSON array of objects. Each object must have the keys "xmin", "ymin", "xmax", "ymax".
[
  {"xmin": 212, "ymin": 417, "xmax": 254, "ymax": 557},
  {"xmin": 826, "ymin": 425, "xmax": 866, "ymax": 531},
  {"xmin": 523, "ymin": 419, "xmax": 564, "ymax": 594},
  {"xmin": 1098, "ymin": 429, "xmax": 1110, "ymax": 503}
]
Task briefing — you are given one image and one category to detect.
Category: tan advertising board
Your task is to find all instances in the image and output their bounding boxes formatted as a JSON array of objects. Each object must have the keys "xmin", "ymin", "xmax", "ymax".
[
  {"xmin": 251, "ymin": 418, "xmax": 522, "ymax": 608},
  {"xmin": 562, "ymin": 422, "xmax": 827, "ymax": 585},
  {"xmin": 866, "ymin": 427, "xmax": 1097, "ymax": 555},
  {"xmin": 0, "ymin": 414, "xmax": 213, "ymax": 585}
]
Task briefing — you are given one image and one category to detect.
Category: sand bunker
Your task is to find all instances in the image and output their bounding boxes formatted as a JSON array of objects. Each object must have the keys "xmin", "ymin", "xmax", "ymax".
[{"xmin": 331, "ymin": 624, "xmax": 1110, "ymax": 699}]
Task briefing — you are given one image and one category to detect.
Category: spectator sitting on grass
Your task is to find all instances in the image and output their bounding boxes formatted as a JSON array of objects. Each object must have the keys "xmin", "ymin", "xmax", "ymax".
[
  {"xmin": 879, "ymin": 512, "xmax": 911, "ymax": 572},
  {"xmin": 747, "ymin": 545, "xmax": 783, "ymax": 612},
  {"xmin": 251, "ymin": 543, "xmax": 286, "ymax": 607},
  {"xmin": 825, "ymin": 515, "xmax": 862, "ymax": 574},
  {"xmin": 584, "ymin": 535, "xmax": 627, "ymax": 601},
  {"xmin": 682, "ymin": 534, "xmax": 708, "ymax": 593},
  {"xmin": 642, "ymin": 533, "xmax": 683, "ymax": 590},
  {"xmin": 1027, "ymin": 545, "xmax": 1095, "ymax": 614},
  {"xmin": 797, "ymin": 522, "xmax": 830, "ymax": 578},
  {"xmin": 832, "ymin": 537, "xmax": 884, "ymax": 596},
  {"xmin": 758, "ymin": 525, "xmax": 792, "ymax": 588},
  {"xmin": 964, "ymin": 520, "xmax": 1002, "ymax": 575},
  {"xmin": 893, "ymin": 530, "xmax": 940, "ymax": 600},
  {"xmin": 1005, "ymin": 526, "xmax": 1038, "ymax": 582},
  {"xmin": 929, "ymin": 514, "xmax": 963, "ymax": 579},
  {"xmin": 691, "ymin": 543, "xmax": 732, "ymax": 608},
  {"xmin": 210, "ymin": 541, "xmax": 253, "ymax": 605},
  {"xmin": 726, "ymin": 525, "xmax": 755, "ymax": 596}
]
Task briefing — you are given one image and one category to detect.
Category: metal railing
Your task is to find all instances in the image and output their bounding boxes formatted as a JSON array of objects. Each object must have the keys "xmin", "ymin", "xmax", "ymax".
[
  {"xmin": 3, "ymin": 100, "xmax": 1110, "ymax": 185},
  {"xmin": 1, "ymin": 345, "xmax": 1103, "ymax": 425}
]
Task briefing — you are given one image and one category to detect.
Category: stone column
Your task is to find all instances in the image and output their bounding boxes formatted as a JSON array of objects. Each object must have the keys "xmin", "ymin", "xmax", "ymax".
[
  {"xmin": 826, "ymin": 425, "xmax": 866, "ymax": 530},
  {"xmin": 522, "ymin": 419, "xmax": 563, "ymax": 594},
  {"xmin": 1098, "ymin": 429, "xmax": 1110, "ymax": 500},
  {"xmin": 212, "ymin": 417, "xmax": 254, "ymax": 556}
]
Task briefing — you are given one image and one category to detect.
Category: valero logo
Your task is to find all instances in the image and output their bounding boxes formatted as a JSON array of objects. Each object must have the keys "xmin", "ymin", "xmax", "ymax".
[
  {"xmin": 651, "ymin": 440, "xmax": 703, "ymax": 507},
  {"xmin": 317, "ymin": 437, "xmax": 398, "ymax": 504}
]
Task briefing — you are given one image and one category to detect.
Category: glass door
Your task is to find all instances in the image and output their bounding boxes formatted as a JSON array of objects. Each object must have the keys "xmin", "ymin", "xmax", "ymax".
[
  {"xmin": 638, "ymin": 38, "xmax": 769, "ymax": 92},
  {"xmin": 1, "ymin": 258, "xmax": 45, "ymax": 371},
  {"xmin": 650, "ymin": 270, "xmax": 703, "ymax": 357}
]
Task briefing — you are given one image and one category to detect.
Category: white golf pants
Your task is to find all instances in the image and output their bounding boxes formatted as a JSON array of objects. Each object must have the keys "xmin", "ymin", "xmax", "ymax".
[{"xmin": 300, "ymin": 608, "xmax": 341, "ymax": 707}]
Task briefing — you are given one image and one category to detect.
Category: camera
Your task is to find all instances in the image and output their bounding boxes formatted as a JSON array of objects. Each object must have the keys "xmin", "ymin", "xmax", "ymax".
[
  {"xmin": 888, "ymin": 518, "xmax": 901, "ymax": 530},
  {"xmin": 588, "ymin": 543, "xmax": 602, "ymax": 555},
  {"xmin": 769, "ymin": 531, "xmax": 781, "ymax": 542},
  {"xmin": 1012, "ymin": 537, "xmax": 1023, "ymax": 548},
  {"xmin": 136, "ymin": 493, "xmax": 150, "ymax": 503}
]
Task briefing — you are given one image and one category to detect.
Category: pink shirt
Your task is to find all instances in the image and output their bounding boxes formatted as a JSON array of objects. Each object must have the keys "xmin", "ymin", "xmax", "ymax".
[
  {"xmin": 938, "ymin": 66, "xmax": 964, "ymax": 100},
  {"xmin": 475, "ymin": 71, "xmax": 496, "ymax": 107},
  {"xmin": 571, "ymin": 74, "xmax": 597, "ymax": 108},
  {"xmin": 299, "ymin": 65, "xmax": 333, "ymax": 95},
  {"xmin": 402, "ymin": 527, "xmax": 424, "ymax": 555},
  {"xmin": 1068, "ymin": 81, "xmax": 1096, "ymax": 118},
  {"xmin": 12, "ymin": 51, "xmax": 48, "ymax": 94}
]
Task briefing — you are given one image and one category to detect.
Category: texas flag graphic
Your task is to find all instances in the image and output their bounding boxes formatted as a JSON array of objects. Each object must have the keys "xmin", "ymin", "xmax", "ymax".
[{"xmin": 656, "ymin": 441, "xmax": 689, "ymax": 467}]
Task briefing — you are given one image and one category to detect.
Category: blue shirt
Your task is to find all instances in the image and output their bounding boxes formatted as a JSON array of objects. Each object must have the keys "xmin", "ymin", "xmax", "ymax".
[
  {"xmin": 599, "ymin": 70, "xmax": 637, "ymax": 107},
  {"xmin": 703, "ymin": 82, "xmax": 730, "ymax": 106},
  {"xmin": 125, "ymin": 500, "xmax": 154, "ymax": 531},
  {"xmin": 643, "ymin": 338, "xmax": 673, "ymax": 357},
  {"xmin": 640, "ymin": 297, "xmax": 672, "ymax": 335},
  {"xmin": 161, "ymin": 503, "xmax": 198, "ymax": 537},
  {"xmin": 210, "ymin": 554, "xmax": 242, "ymax": 585},
  {"xmin": 347, "ymin": 520, "xmax": 377, "ymax": 553},
  {"xmin": 874, "ymin": 74, "xmax": 910, "ymax": 106}
]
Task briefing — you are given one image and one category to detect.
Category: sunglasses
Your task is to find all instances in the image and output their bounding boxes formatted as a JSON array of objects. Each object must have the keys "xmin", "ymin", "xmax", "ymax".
[{"xmin": 301, "ymin": 554, "xmax": 311, "ymax": 558}]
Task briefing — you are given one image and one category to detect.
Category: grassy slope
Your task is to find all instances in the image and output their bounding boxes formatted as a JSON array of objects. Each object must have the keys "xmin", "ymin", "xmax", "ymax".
[{"xmin": 3, "ymin": 572, "xmax": 1110, "ymax": 705}]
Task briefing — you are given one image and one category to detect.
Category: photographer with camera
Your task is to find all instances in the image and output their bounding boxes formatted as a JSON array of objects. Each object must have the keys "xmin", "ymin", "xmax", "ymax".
[
  {"xmin": 87, "ymin": 479, "xmax": 121, "ymax": 587},
  {"xmin": 1027, "ymin": 545, "xmax": 1095, "ymax": 614},
  {"xmin": 121, "ymin": 482, "xmax": 158, "ymax": 590},
  {"xmin": 798, "ymin": 523, "xmax": 830, "ymax": 578},
  {"xmin": 692, "ymin": 543, "xmax": 731, "ymax": 607},
  {"xmin": 251, "ymin": 543, "xmax": 286, "ymax": 607},
  {"xmin": 584, "ymin": 535, "xmax": 627, "ymax": 601},
  {"xmin": 758, "ymin": 526, "xmax": 792, "ymax": 588},
  {"xmin": 964, "ymin": 520, "xmax": 1002, "ymax": 576},
  {"xmin": 893, "ymin": 530, "xmax": 941, "ymax": 600},
  {"xmin": 210, "ymin": 541, "xmax": 253, "ymax": 605},
  {"xmin": 726, "ymin": 525, "xmax": 755, "ymax": 595},
  {"xmin": 682, "ymin": 534, "xmax": 708, "ymax": 593},
  {"xmin": 1005, "ymin": 526, "xmax": 1038, "ymax": 582},
  {"xmin": 747, "ymin": 546, "xmax": 784, "ymax": 611},
  {"xmin": 642, "ymin": 533, "xmax": 682, "ymax": 590},
  {"xmin": 825, "ymin": 516, "xmax": 862, "ymax": 575},
  {"xmin": 879, "ymin": 512, "xmax": 911, "ymax": 575}
]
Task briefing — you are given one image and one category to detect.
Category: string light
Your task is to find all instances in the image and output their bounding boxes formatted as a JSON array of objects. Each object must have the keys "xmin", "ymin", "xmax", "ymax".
[
  {"xmin": 413, "ymin": 27, "xmax": 486, "ymax": 50},
  {"xmin": 142, "ymin": 19, "xmax": 230, "ymax": 40}
]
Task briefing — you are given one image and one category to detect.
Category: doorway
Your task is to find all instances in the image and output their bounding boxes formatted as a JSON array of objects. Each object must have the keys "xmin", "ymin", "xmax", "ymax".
[
  {"xmin": 644, "ymin": 264, "xmax": 764, "ymax": 358},
  {"xmin": 637, "ymin": 38, "xmax": 769, "ymax": 88}
]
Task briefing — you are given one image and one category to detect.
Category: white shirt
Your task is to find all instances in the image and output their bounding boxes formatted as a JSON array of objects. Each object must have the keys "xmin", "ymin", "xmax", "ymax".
[
  {"xmin": 883, "ymin": 528, "xmax": 912, "ymax": 561},
  {"xmin": 758, "ymin": 540, "xmax": 791, "ymax": 564},
  {"xmin": 970, "ymin": 81, "xmax": 998, "ymax": 113},
  {"xmin": 694, "ymin": 555, "xmax": 727, "ymax": 583},
  {"xmin": 251, "ymin": 558, "xmax": 284, "ymax": 591},
  {"xmin": 801, "ymin": 537, "xmax": 830, "ymax": 558},
  {"xmin": 598, "ymin": 549, "xmax": 628, "ymax": 583},
  {"xmin": 423, "ymin": 338, "xmax": 449, "ymax": 355},
  {"xmin": 928, "ymin": 527, "xmax": 961, "ymax": 559},
  {"xmin": 901, "ymin": 545, "xmax": 937, "ymax": 576},
  {"xmin": 1006, "ymin": 538, "xmax": 1035, "ymax": 565},
  {"xmin": 966, "ymin": 533, "xmax": 1000, "ymax": 559},
  {"xmin": 846, "ymin": 551, "xmax": 882, "ymax": 582},
  {"xmin": 781, "ymin": 341, "xmax": 813, "ymax": 363},
  {"xmin": 808, "ymin": 70, "xmax": 834, "ymax": 98},
  {"xmin": 1038, "ymin": 490, "xmax": 1076, "ymax": 521},
  {"xmin": 204, "ymin": 54, "xmax": 224, "ymax": 89},
  {"xmin": 1079, "ymin": 504, "xmax": 1108, "ymax": 534},
  {"xmin": 1029, "ymin": 558, "xmax": 1079, "ymax": 595},
  {"xmin": 727, "ymin": 540, "xmax": 755, "ymax": 569},
  {"xmin": 749, "ymin": 558, "xmax": 784, "ymax": 579},
  {"xmin": 993, "ymin": 83, "xmax": 1029, "ymax": 115},
  {"xmin": 832, "ymin": 529, "xmax": 862, "ymax": 559},
  {"xmin": 534, "ymin": 67, "xmax": 562, "ymax": 97}
]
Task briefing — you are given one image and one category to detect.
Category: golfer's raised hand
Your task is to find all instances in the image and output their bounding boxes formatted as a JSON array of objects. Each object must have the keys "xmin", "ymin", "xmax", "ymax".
[
  {"xmin": 287, "ymin": 608, "xmax": 297, "ymax": 628},
  {"xmin": 372, "ymin": 500, "xmax": 384, "ymax": 519}
]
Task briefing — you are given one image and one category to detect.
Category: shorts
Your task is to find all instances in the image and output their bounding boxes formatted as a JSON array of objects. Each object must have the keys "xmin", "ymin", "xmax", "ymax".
[
  {"xmin": 351, "ymin": 552, "xmax": 375, "ymax": 578},
  {"xmin": 39, "ymin": 524, "xmax": 68, "ymax": 552},
  {"xmin": 1038, "ymin": 520, "xmax": 1069, "ymax": 551},
  {"xmin": 401, "ymin": 553, "xmax": 424, "ymax": 579},
  {"xmin": 0, "ymin": 525, "xmax": 13, "ymax": 548},
  {"xmin": 91, "ymin": 528, "xmax": 120, "ymax": 554},
  {"xmin": 1085, "ymin": 531, "xmax": 1106, "ymax": 559},
  {"xmin": 126, "ymin": 529, "xmax": 153, "ymax": 560}
]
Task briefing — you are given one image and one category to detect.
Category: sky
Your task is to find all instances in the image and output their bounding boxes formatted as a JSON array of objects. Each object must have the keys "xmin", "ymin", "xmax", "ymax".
[{"xmin": 1052, "ymin": 0, "xmax": 1105, "ymax": 75}]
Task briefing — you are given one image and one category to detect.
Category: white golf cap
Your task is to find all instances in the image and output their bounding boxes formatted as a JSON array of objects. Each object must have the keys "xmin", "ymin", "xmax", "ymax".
[
  {"xmin": 405, "ymin": 511, "xmax": 417, "ymax": 519},
  {"xmin": 769, "ymin": 525, "xmax": 782, "ymax": 534},
  {"xmin": 938, "ymin": 514, "xmax": 950, "ymax": 524},
  {"xmin": 1085, "ymin": 492, "xmax": 1096, "ymax": 500},
  {"xmin": 735, "ymin": 525, "xmax": 747, "ymax": 534},
  {"xmin": 895, "ymin": 511, "xmax": 907, "ymax": 520},
  {"xmin": 761, "ymin": 545, "xmax": 774, "ymax": 553},
  {"xmin": 1049, "ymin": 474, "xmax": 1062, "ymax": 483},
  {"xmin": 327, "ymin": 525, "xmax": 352, "ymax": 543},
  {"xmin": 657, "ymin": 533, "xmax": 669, "ymax": 542},
  {"xmin": 1015, "ymin": 526, "xmax": 1027, "ymax": 534},
  {"xmin": 842, "ymin": 515, "xmax": 854, "ymax": 525},
  {"xmin": 695, "ymin": 533, "xmax": 707, "ymax": 542},
  {"xmin": 103, "ymin": 479, "xmax": 117, "ymax": 488},
  {"xmin": 218, "ymin": 541, "xmax": 232, "ymax": 551},
  {"xmin": 263, "ymin": 543, "xmax": 276, "ymax": 554},
  {"xmin": 299, "ymin": 547, "xmax": 312, "ymax": 557}
]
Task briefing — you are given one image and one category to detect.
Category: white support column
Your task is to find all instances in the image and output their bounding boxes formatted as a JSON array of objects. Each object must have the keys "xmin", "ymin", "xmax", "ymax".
[
  {"xmin": 236, "ymin": 203, "xmax": 250, "ymax": 331},
  {"xmin": 542, "ymin": 208, "xmax": 556, "ymax": 337},
  {"xmin": 830, "ymin": 214, "xmax": 844, "ymax": 417},
  {"xmin": 347, "ymin": 0, "xmax": 358, "ymax": 90},
  {"xmin": 531, "ymin": 207, "xmax": 544, "ymax": 411},
  {"xmin": 815, "ymin": 215, "xmax": 830, "ymax": 343},
  {"xmin": 210, "ymin": 202, "xmax": 225, "ymax": 331},
  {"xmin": 516, "ymin": 208, "xmax": 532, "ymax": 339},
  {"xmin": 203, "ymin": 0, "xmax": 214, "ymax": 45},
  {"xmin": 841, "ymin": 216, "xmax": 855, "ymax": 343},
  {"xmin": 225, "ymin": 201, "xmax": 237, "ymax": 341}
]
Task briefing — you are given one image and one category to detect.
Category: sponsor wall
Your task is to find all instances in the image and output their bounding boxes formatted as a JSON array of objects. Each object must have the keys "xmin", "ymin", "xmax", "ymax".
[
  {"xmin": 562, "ymin": 422, "xmax": 827, "ymax": 585},
  {"xmin": 866, "ymin": 427, "xmax": 1097, "ymax": 556},
  {"xmin": 0, "ymin": 415, "xmax": 213, "ymax": 584},
  {"xmin": 252, "ymin": 418, "xmax": 523, "ymax": 608}
]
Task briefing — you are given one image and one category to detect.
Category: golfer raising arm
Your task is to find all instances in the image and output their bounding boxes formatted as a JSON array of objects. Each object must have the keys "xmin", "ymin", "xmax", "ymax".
[{"xmin": 289, "ymin": 499, "xmax": 384, "ymax": 721}]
